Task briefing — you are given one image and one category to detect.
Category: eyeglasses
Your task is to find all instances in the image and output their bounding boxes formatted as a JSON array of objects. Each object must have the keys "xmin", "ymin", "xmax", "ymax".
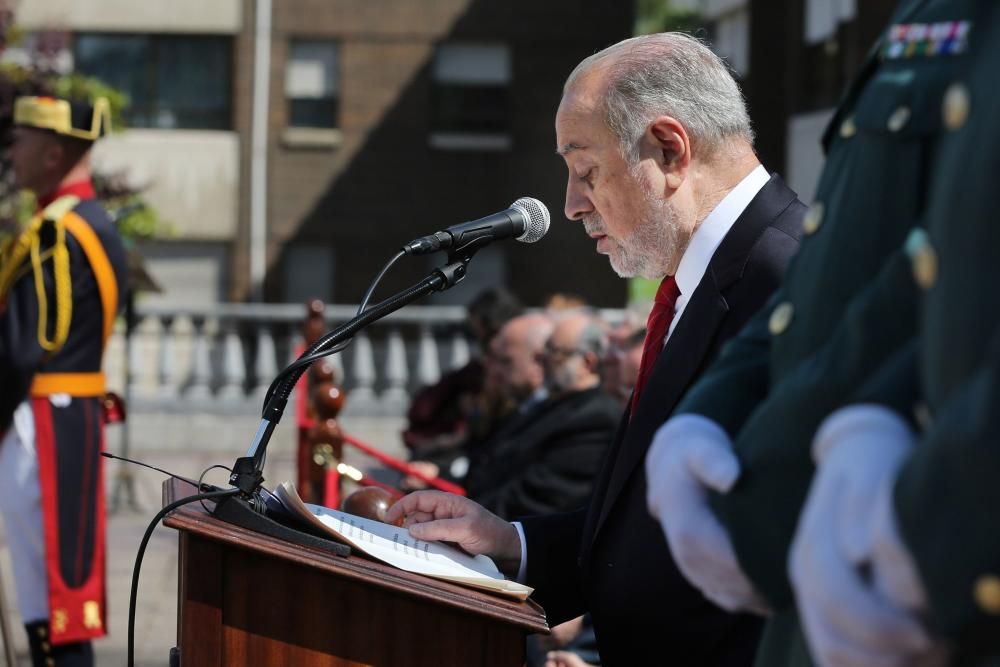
[{"xmin": 541, "ymin": 343, "xmax": 586, "ymax": 361}]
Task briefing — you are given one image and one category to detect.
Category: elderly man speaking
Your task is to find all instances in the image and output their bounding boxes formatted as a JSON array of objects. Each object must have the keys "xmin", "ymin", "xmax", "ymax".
[{"xmin": 387, "ymin": 32, "xmax": 803, "ymax": 665}]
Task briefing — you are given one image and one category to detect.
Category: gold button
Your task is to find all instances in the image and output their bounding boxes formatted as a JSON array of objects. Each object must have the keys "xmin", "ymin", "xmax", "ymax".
[
  {"xmin": 974, "ymin": 575, "xmax": 1000, "ymax": 614},
  {"xmin": 905, "ymin": 228, "xmax": 938, "ymax": 289},
  {"xmin": 888, "ymin": 106, "xmax": 911, "ymax": 132},
  {"xmin": 36, "ymin": 626, "xmax": 46, "ymax": 639},
  {"xmin": 45, "ymin": 658, "xmax": 54, "ymax": 667},
  {"xmin": 40, "ymin": 641, "xmax": 50, "ymax": 653},
  {"xmin": 768, "ymin": 302, "xmax": 794, "ymax": 335},
  {"xmin": 943, "ymin": 83, "xmax": 970, "ymax": 131},
  {"xmin": 839, "ymin": 116, "xmax": 857, "ymax": 138},
  {"xmin": 802, "ymin": 202, "xmax": 825, "ymax": 235}
]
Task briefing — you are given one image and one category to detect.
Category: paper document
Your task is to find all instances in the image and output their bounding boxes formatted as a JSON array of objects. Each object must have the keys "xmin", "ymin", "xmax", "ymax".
[{"xmin": 274, "ymin": 482, "xmax": 533, "ymax": 600}]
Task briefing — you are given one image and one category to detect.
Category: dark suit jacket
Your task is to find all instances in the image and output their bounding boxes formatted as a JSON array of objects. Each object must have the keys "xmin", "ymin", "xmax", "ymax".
[
  {"xmin": 465, "ymin": 387, "xmax": 622, "ymax": 520},
  {"xmin": 520, "ymin": 174, "xmax": 804, "ymax": 666}
]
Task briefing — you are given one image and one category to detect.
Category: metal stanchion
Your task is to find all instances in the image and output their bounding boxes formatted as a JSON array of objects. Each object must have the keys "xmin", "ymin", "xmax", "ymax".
[{"xmin": 110, "ymin": 292, "xmax": 141, "ymax": 514}]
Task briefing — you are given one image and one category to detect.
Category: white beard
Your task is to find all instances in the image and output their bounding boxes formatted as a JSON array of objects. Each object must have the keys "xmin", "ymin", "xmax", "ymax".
[{"xmin": 582, "ymin": 181, "xmax": 682, "ymax": 279}]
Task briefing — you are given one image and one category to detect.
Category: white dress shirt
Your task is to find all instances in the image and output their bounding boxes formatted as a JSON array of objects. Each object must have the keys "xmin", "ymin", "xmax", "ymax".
[{"xmin": 667, "ymin": 164, "xmax": 771, "ymax": 341}]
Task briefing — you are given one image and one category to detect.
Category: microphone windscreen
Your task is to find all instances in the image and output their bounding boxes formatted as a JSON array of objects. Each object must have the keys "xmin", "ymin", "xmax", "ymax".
[{"xmin": 511, "ymin": 197, "xmax": 550, "ymax": 244}]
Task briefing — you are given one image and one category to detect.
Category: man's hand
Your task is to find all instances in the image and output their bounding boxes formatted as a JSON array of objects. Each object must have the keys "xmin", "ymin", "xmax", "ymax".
[
  {"xmin": 790, "ymin": 405, "xmax": 946, "ymax": 667},
  {"xmin": 384, "ymin": 490, "xmax": 522, "ymax": 577},
  {"xmin": 543, "ymin": 616, "xmax": 585, "ymax": 650},
  {"xmin": 645, "ymin": 415, "xmax": 770, "ymax": 614},
  {"xmin": 544, "ymin": 650, "xmax": 596, "ymax": 667},
  {"xmin": 400, "ymin": 461, "xmax": 440, "ymax": 491}
]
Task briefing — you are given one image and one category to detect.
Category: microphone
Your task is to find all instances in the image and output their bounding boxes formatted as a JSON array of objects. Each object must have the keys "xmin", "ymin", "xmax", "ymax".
[{"xmin": 403, "ymin": 197, "xmax": 550, "ymax": 255}]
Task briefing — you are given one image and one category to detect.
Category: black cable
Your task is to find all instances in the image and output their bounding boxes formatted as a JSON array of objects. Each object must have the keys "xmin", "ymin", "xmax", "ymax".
[
  {"xmin": 235, "ymin": 254, "xmax": 457, "ymax": 496},
  {"xmin": 270, "ymin": 274, "xmax": 441, "ymax": 402},
  {"xmin": 128, "ymin": 487, "xmax": 240, "ymax": 667},
  {"xmin": 261, "ymin": 249, "xmax": 406, "ymax": 412},
  {"xmin": 261, "ymin": 339, "xmax": 346, "ymax": 415},
  {"xmin": 358, "ymin": 249, "xmax": 405, "ymax": 315},
  {"xmin": 101, "ymin": 451, "xmax": 213, "ymax": 491},
  {"xmin": 198, "ymin": 464, "xmax": 234, "ymax": 513}
]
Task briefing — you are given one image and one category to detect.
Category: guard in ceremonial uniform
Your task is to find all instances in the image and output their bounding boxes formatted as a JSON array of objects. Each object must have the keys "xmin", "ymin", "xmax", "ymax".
[
  {"xmin": 0, "ymin": 96, "xmax": 126, "ymax": 666},
  {"xmin": 644, "ymin": 0, "xmax": 996, "ymax": 664},
  {"xmin": 787, "ymin": 3, "xmax": 1000, "ymax": 663}
]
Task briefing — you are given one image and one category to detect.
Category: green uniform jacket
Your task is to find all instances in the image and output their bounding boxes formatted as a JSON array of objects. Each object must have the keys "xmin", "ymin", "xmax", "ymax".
[
  {"xmin": 671, "ymin": 0, "xmax": 993, "ymax": 663},
  {"xmin": 835, "ymin": 4, "xmax": 1000, "ymax": 658},
  {"xmin": 873, "ymin": 3, "xmax": 1000, "ymax": 659}
]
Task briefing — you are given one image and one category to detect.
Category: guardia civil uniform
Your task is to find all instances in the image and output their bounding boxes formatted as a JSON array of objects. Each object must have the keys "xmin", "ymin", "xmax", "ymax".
[
  {"xmin": 668, "ymin": 0, "xmax": 995, "ymax": 663},
  {"xmin": 0, "ymin": 97, "xmax": 127, "ymax": 665},
  {"xmin": 857, "ymin": 2, "xmax": 1000, "ymax": 660}
]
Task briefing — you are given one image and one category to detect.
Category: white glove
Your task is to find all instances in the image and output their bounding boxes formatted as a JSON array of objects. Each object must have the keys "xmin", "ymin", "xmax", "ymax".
[
  {"xmin": 790, "ymin": 405, "xmax": 946, "ymax": 667},
  {"xmin": 646, "ymin": 414, "xmax": 770, "ymax": 615}
]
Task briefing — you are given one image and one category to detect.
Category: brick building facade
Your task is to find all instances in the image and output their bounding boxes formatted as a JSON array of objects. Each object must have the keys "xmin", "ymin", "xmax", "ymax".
[
  {"xmin": 258, "ymin": 1, "xmax": 634, "ymax": 307},
  {"xmin": 18, "ymin": 0, "xmax": 634, "ymax": 308}
]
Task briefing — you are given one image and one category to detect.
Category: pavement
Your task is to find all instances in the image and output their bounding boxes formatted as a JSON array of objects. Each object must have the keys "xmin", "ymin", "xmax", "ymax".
[{"xmin": 0, "ymin": 414, "xmax": 406, "ymax": 666}]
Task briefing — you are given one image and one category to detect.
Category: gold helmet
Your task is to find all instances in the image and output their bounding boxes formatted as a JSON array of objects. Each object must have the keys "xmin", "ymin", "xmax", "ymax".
[{"xmin": 13, "ymin": 95, "xmax": 111, "ymax": 141}]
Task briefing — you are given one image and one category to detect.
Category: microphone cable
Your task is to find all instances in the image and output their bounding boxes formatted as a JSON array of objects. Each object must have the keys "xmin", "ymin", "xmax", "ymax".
[
  {"xmin": 198, "ymin": 464, "xmax": 235, "ymax": 513},
  {"xmin": 126, "ymin": 469, "xmax": 241, "ymax": 667},
  {"xmin": 261, "ymin": 249, "xmax": 406, "ymax": 410},
  {"xmin": 357, "ymin": 249, "xmax": 407, "ymax": 316}
]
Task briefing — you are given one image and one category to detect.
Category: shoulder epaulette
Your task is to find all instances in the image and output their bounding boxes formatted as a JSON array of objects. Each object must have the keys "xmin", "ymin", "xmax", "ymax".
[{"xmin": 0, "ymin": 194, "xmax": 81, "ymax": 353}]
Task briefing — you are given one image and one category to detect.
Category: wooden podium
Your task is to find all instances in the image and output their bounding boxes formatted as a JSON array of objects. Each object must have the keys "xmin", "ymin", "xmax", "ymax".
[{"xmin": 162, "ymin": 479, "xmax": 549, "ymax": 666}]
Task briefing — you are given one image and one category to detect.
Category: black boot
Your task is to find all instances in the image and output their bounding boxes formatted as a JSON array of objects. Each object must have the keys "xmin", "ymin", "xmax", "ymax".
[{"xmin": 24, "ymin": 622, "xmax": 93, "ymax": 667}]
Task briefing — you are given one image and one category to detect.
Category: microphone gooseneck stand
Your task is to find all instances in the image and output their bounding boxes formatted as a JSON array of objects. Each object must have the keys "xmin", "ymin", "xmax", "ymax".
[
  {"xmin": 126, "ymin": 224, "xmax": 515, "ymax": 667},
  {"xmin": 212, "ymin": 253, "xmax": 474, "ymax": 541}
]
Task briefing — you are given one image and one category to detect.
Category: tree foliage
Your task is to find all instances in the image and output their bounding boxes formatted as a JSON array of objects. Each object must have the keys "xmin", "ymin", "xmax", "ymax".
[{"xmin": 634, "ymin": 0, "xmax": 705, "ymax": 36}]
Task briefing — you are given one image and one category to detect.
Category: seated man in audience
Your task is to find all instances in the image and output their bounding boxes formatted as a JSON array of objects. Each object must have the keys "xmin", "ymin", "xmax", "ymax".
[
  {"xmin": 403, "ymin": 287, "xmax": 523, "ymax": 455},
  {"xmin": 403, "ymin": 312, "xmax": 555, "ymax": 488},
  {"xmin": 466, "ymin": 311, "xmax": 621, "ymax": 519}
]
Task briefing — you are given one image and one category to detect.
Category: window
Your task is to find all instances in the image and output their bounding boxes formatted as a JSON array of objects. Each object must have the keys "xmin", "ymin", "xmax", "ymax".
[
  {"xmin": 430, "ymin": 43, "xmax": 511, "ymax": 151},
  {"xmin": 286, "ymin": 40, "xmax": 339, "ymax": 129},
  {"xmin": 74, "ymin": 33, "xmax": 232, "ymax": 130},
  {"xmin": 711, "ymin": 7, "xmax": 750, "ymax": 76},
  {"xmin": 805, "ymin": 0, "xmax": 856, "ymax": 45},
  {"xmin": 283, "ymin": 244, "xmax": 335, "ymax": 302}
]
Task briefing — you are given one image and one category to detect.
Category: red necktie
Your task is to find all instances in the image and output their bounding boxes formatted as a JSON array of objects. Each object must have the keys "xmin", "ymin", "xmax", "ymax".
[{"xmin": 630, "ymin": 276, "xmax": 681, "ymax": 415}]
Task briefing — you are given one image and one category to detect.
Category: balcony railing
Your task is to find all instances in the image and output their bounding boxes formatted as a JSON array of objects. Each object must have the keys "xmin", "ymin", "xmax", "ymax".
[
  {"xmin": 104, "ymin": 302, "xmax": 626, "ymax": 419},
  {"xmin": 104, "ymin": 303, "xmax": 471, "ymax": 417}
]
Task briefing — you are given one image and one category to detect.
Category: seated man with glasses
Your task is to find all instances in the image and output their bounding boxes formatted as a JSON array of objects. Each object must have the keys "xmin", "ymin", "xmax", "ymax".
[{"xmin": 464, "ymin": 311, "xmax": 622, "ymax": 519}]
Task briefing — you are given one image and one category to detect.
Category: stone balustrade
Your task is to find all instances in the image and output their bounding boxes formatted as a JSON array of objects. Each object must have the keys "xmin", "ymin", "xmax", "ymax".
[
  {"xmin": 100, "ymin": 302, "xmax": 626, "ymax": 457},
  {"xmin": 103, "ymin": 302, "xmax": 626, "ymax": 418},
  {"xmin": 103, "ymin": 302, "xmax": 472, "ymax": 417}
]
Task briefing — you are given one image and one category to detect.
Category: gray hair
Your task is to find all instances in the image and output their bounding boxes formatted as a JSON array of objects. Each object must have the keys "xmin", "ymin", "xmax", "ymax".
[
  {"xmin": 565, "ymin": 32, "xmax": 754, "ymax": 163},
  {"xmin": 519, "ymin": 313, "xmax": 555, "ymax": 353},
  {"xmin": 576, "ymin": 320, "xmax": 609, "ymax": 359}
]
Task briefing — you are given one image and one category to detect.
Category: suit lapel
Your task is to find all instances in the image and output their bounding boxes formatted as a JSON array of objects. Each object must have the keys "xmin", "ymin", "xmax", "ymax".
[
  {"xmin": 592, "ymin": 278, "xmax": 728, "ymax": 538},
  {"xmin": 583, "ymin": 403, "xmax": 630, "ymax": 539}
]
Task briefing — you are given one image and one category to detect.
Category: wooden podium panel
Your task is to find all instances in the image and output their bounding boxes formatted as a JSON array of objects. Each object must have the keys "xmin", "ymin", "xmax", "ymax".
[{"xmin": 163, "ymin": 479, "xmax": 548, "ymax": 666}]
